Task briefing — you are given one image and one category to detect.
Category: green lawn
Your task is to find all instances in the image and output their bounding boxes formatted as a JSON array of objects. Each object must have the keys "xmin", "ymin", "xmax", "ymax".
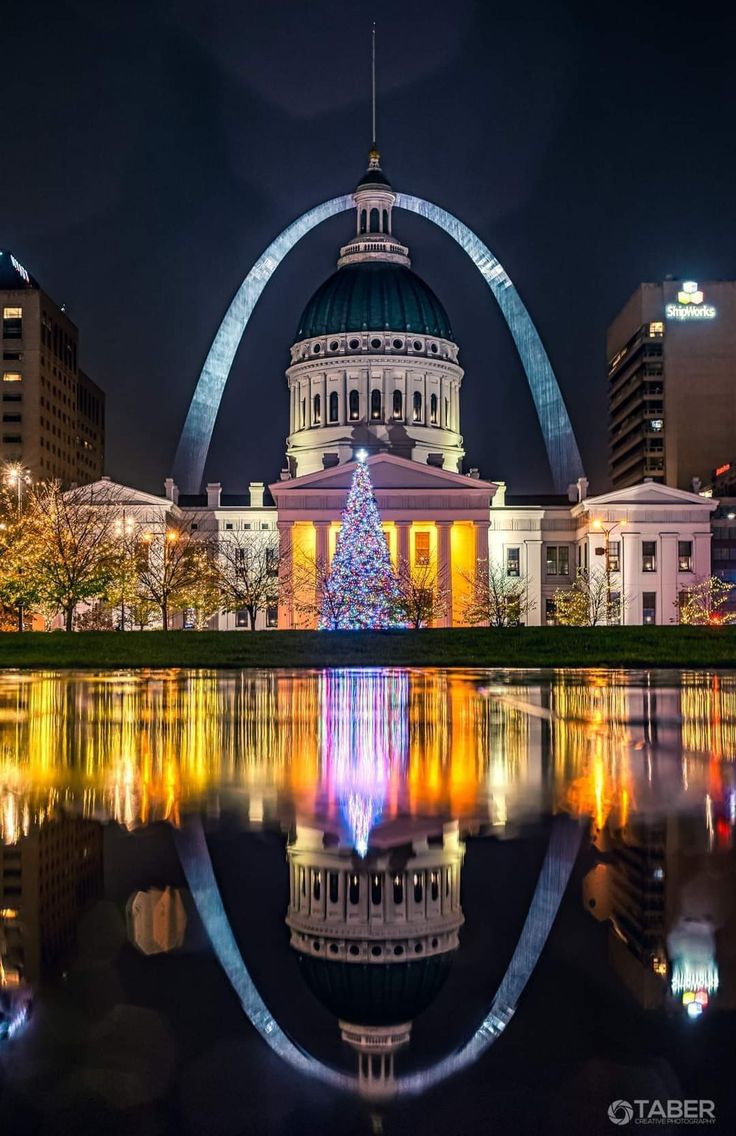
[{"xmin": 0, "ymin": 626, "xmax": 734, "ymax": 669}]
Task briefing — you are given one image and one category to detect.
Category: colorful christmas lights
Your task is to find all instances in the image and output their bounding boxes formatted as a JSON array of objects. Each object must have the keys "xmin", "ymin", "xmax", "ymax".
[{"xmin": 319, "ymin": 458, "xmax": 402, "ymax": 630}]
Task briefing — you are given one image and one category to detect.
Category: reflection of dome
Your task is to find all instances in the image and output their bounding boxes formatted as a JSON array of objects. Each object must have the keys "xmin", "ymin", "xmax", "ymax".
[
  {"xmin": 295, "ymin": 263, "xmax": 454, "ymax": 342},
  {"xmin": 298, "ymin": 953, "xmax": 453, "ymax": 1027}
]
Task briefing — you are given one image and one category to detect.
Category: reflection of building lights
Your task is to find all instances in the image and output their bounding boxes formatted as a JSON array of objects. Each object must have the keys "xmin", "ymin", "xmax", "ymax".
[{"xmin": 686, "ymin": 1000, "xmax": 703, "ymax": 1019}]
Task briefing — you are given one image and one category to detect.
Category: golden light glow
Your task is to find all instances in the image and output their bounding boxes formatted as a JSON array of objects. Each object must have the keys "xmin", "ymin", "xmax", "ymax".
[{"xmin": 0, "ymin": 670, "xmax": 732, "ymax": 843}]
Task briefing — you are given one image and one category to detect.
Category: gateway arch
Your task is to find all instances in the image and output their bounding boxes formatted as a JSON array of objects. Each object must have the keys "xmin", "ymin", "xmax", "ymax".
[{"xmin": 172, "ymin": 194, "xmax": 584, "ymax": 494}]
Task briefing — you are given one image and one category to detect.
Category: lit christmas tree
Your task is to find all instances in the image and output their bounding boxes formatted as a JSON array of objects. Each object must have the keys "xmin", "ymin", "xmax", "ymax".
[{"xmin": 319, "ymin": 454, "xmax": 402, "ymax": 630}]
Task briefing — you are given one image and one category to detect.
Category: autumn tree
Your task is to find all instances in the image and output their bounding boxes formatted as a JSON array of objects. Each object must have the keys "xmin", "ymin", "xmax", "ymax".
[
  {"xmin": 136, "ymin": 516, "xmax": 217, "ymax": 630},
  {"xmin": 17, "ymin": 481, "xmax": 119, "ymax": 632},
  {"xmin": 677, "ymin": 576, "xmax": 736, "ymax": 625},
  {"xmin": 461, "ymin": 560, "xmax": 532, "ymax": 627},
  {"xmin": 216, "ymin": 532, "xmax": 280, "ymax": 629},
  {"xmin": 552, "ymin": 568, "xmax": 624, "ymax": 627}
]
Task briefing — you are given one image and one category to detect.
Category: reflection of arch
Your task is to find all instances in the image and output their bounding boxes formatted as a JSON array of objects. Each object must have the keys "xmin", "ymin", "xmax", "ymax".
[
  {"xmin": 175, "ymin": 814, "xmax": 581, "ymax": 1097},
  {"xmin": 173, "ymin": 193, "xmax": 584, "ymax": 494}
]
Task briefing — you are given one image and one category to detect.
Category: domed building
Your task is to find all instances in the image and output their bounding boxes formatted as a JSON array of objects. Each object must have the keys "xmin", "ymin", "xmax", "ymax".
[
  {"xmin": 286, "ymin": 818, "xmax": 465, "ymax": 1101},
  {"xmin": 285, "ymin": 150, "xmax": 465, "ymax": 477}
]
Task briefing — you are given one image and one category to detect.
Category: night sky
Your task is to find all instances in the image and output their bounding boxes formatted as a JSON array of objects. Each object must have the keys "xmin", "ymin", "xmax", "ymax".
[{"xmin": 3, "ymin": 1, "xmax": 734, "ymax": 494}]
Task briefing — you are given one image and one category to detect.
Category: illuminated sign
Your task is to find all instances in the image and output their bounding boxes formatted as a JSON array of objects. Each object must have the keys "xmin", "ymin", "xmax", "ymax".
[
  {"xmin": 715, "ymin": 462, "xmax": 732, "ymax": 478},
  {"xmin": 9, "ymin": 255, "xmax": 30, "ymax": 284},
  {"xmin": 666, "ymin": 280, "xmax": 716, "ymax": 321}
]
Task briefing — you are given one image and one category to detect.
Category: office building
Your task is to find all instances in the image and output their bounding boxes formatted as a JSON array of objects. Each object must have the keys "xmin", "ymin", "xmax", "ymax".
[
  {"xmin": 0, "ymin": 249, "xmax": 105, "ymax": 484},
  {"xmin": 608, "ymin": 279, "xmax": 736, "ymax": 490}
]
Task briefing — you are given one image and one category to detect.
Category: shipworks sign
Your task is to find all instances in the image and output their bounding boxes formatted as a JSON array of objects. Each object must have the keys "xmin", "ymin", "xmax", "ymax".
[{"xmin": 666, "ymin": 280, "xmax": 716, "ymax": 321}]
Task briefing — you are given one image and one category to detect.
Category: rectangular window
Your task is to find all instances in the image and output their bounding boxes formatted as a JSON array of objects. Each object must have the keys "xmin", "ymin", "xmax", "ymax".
[
  {"xmin": 506, "ymin": 547, "xmax": 520, "ymax": 577},
  {"xmin": 2, "ymin": 414, "xmax": 21, "ymax": 423},
  {"xmin": 678, "ymin": 540, "xmax": 693, "ymax": 572},
  {"xmin": 648, "ymin": 321, "xmax": 664, "ymax": 338},
  {"xmin": 235, "ymin": 609, "xmax": 248, "ymax": 628},
  {"xmin": 2, "ymin": 307, "xmax": 23, "ymax": 339},
  {"xmin": 609, "ymin": 540, "xmax": 620, "ymax": 573},
  {"xmin": 546, "ymin": 545, "xmax": 570, "ymax": 576},
  {"xmin": 642, "ymin": 591, "xmax": 657, "ymax": 625},
  {"xmin": 266, "ymin": 604, "xmax": 279, "ymax": 628},
  {"xmin": 545, "ymin": 598, "xmax": 556, "ymax": 625},
  {"xmin": 415, "ymin": 531, "xmax": 430, "ymax": 566},
  {"xmin": 2, "ymin": 434, "xmax": 21, "ymax": 443},
  {"xmin": 2, "ymin": 372, "xmax": 22, "ymax": 383},
  {"xmin": 642, "ymin": 541, "xmax": 657, "ymax": 572}
]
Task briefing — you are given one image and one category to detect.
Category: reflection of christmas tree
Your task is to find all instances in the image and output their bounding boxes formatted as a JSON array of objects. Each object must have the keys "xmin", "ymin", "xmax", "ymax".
[{"xmin": 319, "ymin": 457, "xmax": 402, "ymax": 630}]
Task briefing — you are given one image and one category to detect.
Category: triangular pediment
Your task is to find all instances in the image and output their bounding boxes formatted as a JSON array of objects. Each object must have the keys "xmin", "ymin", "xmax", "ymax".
[
  {"xmin": 73, "ymin": 478, "xmax": 173, "ymax": 508},
  {"xmin": 581, "ymin": 481, "xmax": 716, "ymax": 510},
  {"xmin": 270, "ymin": 453, "xmax": 495, "ymax": 495}
]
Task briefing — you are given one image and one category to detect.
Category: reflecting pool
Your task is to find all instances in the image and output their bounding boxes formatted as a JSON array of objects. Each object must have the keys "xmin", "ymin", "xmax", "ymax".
[{"xmin": 0, "ymin": 668, "xmax": 735, "ymax": 1135}]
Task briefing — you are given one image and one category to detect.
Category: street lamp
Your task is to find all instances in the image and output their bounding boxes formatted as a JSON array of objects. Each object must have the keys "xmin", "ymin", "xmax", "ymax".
[
  {"xmin": 4, "ymin": 461, "xmax": 31, "ymax": 517},
  {"xmin": 592, "ymin": 518, "xmax": 626, "ymax": 625},
  {"xmin": 4, "ymin": 463, "xmax": 31, "ymax": 631},
  {"xmin": 114, "ymin": 511, "xmax": 135, "ymax": 631}
]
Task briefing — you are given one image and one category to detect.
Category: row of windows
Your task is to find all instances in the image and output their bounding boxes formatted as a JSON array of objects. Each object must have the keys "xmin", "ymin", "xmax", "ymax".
[
  {"xmin": 41, "ymin": 313, "xmax": 77, "ymax": 372},
  {"xmin": 300, "ymin": 866, "xmax": 451, "ymax": 906},
  {"xmin": 505, "ymin": 540, "xmax": 695, "ymax": 578},
  {"xmin": 297, "ymin": 335, "xmax": 450, "ymax": 359},
  {"xmin": 301, "ymin": 389, "xmax": 449, "ymax": 428},
  {"xmin": 235, "ymin": 606, "xmax": 278, "ymax": 628}
]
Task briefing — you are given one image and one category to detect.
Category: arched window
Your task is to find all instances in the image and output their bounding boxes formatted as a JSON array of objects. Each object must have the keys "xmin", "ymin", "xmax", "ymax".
[
  {"xmin": 445, "ymin": 397, "xmax": 449, "ymax": 427},
  {"xmin": 349, "ymin": 389, "xmax": 360, "ymax": 420},
  {"xmin": 313, "ymin": 393, "xmax": 321, "ymax": 425},
  {"xmin": 392, "ymin": 389, "xmax": 403, "ymax": 419},
  {"xmin": 359, "ymin": 209, "xmax": 367, "ymax": 235},
  {"xmin": 413, "ymin": 391, "xmax": 423, "ymax": 422},
  {"xmin": 300, "ymin": 398, "xmax": 306, "ymax": 429},
  {"xmin": 370, "ymin": 388, "xmax": 382, "ymax": 420},
  {"xmin": 369, "ymin": 207, "xmax": 380, "ymax": 233},
  {"xmin": 382, "ymin": 209, "xmax": 389, "ymax": 232},
  {"xmin": 329, "ymin": 391, "xmax": 339, "ymax": 422},
  {"xmin": 349, "ymin": 874, "xmax": 360, "ymax": 905},
  {"xmin": 430, "ymin": 393, "xmax": 438, "ymax": 424}
]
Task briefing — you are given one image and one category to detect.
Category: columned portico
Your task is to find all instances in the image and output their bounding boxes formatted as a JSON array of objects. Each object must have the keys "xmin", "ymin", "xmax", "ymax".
[
  {"xmin": 436, "ymin": 522, "xmax": 453, "ymax": 628},
  {"xmin": 270, "ymin": 454, "xmax": 497, "ymax": 629},
  {"xmin": 277, "ymin": 521, "xmax": 294, "ymax": 629}
]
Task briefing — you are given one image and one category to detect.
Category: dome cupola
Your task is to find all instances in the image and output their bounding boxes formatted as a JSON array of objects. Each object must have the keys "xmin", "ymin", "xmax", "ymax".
[{"xmin": 284, "ymin": 150, "xmax": 465, "ymax": 478}]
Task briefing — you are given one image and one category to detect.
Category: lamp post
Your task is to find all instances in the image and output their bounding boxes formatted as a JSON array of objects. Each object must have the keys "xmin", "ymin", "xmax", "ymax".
[
  {"xmin": 592, "ymin": 518, "xmax": 626, "ymax": 625},
  {"xmin": 4, "ymin": 463, "xmax": 31, "ymax": 631},
  {"xmin": 114, "ymin": 511, "xmax": 135, "ymax": 630},
  {"xmin": 141, "ymin": 528, "xmax": 178, "ymax": 630}
]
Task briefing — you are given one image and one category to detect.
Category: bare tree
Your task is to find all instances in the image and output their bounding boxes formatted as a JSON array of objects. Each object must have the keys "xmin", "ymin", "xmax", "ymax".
[
  {"xmin": 461, "ymin": 559, "xmax": 533, "ymax": 628},
  {"xmin": 216, "ymin": 532, "xmax": 280, "ymax": 629},
  {"xmin": 677, "ymin": 576, "xmax": 736, "ymax": 625},
  {"xmin": 136, "ymin": 515, "xmax": 217, "ymax": 631},
  {"xmin": 552, "ymin": 568, "xmax": 625, "ymax": 626},
  {"xmin": 281, "ymin": 551, "xmax": 354, "ymax": 629},
  {"xmin": 395, "ymin": 559, "xmax": 448, "ymax": 628}
]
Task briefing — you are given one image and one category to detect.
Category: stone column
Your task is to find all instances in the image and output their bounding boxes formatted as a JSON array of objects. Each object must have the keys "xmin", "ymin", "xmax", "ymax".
[
  {"xmin": 660, "ymin": 532, "xmax": 678, "ymax": 625},
  {"xmin": 436, "ymin": 521, "xmax": 453, "ymax": 627},
  {"xmin": 524, "ymin": 539, "xmax": 543, "ymax": 626},
  {"xmin": 313, "ymin": 520, "xmax": 330, "ymax": 570},
  {"xmin": 694, "ymin": 531, "xmax": 712, "ymax": 580},
  {"xmin": 474, "ymin": 519, "xmax": 490, "ymax": 571},
  {"xmin": 277, "ymin": 521, "xmax": 294, "ymax": 630},
  {"xmin": 621, "ymin": 531, "xmax": 641, "ymax": 624},
  {"xmin": 395, "ymin": 520, "xmax": 411, "ymax": 571}
]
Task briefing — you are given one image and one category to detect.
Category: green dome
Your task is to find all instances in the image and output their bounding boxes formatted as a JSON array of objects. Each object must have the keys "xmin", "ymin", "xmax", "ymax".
[
  {"xmin": 295, "ymin": 262, "xmax": 454, "ymax": 342},
  {"xmin": 298, "ymin": 953, "xmax": 453, "ymax": 1026}
]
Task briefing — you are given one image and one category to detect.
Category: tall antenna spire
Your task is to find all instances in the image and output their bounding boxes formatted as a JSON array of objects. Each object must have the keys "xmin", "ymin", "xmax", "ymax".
[{"xmin": 371, "ymin": 22, "xmax": 377, "ymax": 148}]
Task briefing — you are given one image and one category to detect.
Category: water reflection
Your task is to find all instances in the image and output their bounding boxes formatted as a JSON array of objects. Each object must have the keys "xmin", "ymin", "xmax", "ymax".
[
  {"xmin": 1, "ymin": 667, "xmax": 735, "ymax": 1125},
  {"xmin": 1, "ymin": 669, "xmax": 734, "ymax": 841}
]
